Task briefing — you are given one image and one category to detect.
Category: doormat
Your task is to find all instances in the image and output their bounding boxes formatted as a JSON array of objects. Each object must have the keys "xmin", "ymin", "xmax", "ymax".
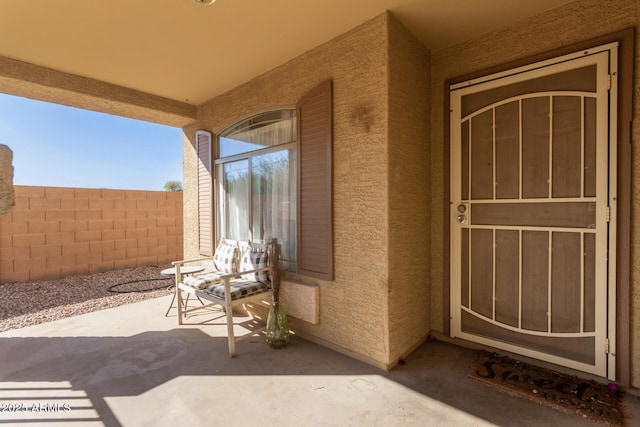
[{"xmin": 469, "ymin": 351, "xmax": 625, "ymax": 426}]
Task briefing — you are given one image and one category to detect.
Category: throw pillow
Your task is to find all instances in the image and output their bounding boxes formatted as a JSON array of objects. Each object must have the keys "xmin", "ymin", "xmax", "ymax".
[
  {"xmin": 213, "ymin": 240, "xmax": 238, "ymax": 273},
  {"xmin": 239, "ymin": 247, "xmax": 269, "ymax": 284}
]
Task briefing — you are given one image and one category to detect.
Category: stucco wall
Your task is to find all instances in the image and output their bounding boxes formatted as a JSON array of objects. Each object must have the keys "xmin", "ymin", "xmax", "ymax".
[
  {"xmin": 184, "ymin": 15, "xmax": 392, "ymax": 366},
  {"xmin": 0, "ymin": 144, "xmax": 15, "ymax": 217},
  {"xmin": 0, "ymin": 186, "xmax": 183, "ymax": 283},
  {"xmin": 429, "ymin": 0, "xmax": 640, "ymax": 388},
  {"xmin": 387, "ymin": 15, "xmax": 431, "ymax": 361}
]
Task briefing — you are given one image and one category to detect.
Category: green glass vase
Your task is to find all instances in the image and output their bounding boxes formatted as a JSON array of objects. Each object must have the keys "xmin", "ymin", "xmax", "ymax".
[{"xmin": 266, "ymin": 301, "xmax": 289, "ymax": 349}]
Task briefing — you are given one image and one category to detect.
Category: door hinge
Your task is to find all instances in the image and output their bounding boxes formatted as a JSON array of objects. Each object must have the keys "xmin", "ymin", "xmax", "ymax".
[
  {"xmin": 605, "ymin": 338, "xmax": 610, "ymax": 354},
  {"xmin": 606, "ymin": 206, "xmax": 611, "ymax": 222},
  {"xmin": 607, "ymin": 74, "xmax": 612, "ymax": 90}
]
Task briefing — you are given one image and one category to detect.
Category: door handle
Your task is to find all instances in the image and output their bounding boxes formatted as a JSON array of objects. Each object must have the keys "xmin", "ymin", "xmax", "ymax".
[{"xmin": 456, "ymin": 204, "xmax": 468, "ymax": 224}]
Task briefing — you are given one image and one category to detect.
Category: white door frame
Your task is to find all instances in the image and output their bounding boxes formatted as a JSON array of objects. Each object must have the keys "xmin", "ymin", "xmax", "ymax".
[{"xmin": 449, "ymin": 43, "xmax": 618, "ymax": 379}]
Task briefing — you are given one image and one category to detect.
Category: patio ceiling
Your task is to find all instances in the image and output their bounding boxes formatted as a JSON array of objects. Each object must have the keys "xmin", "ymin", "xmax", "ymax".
[{"xmin": 0, "ymin": 0, "xmax": 573, "ymax": 107}]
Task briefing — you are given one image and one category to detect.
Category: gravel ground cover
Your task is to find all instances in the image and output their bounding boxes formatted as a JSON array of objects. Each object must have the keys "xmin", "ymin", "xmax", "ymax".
[{"xmin": 0, "ymin": 265, "xmax": 175, "ymax": 332}]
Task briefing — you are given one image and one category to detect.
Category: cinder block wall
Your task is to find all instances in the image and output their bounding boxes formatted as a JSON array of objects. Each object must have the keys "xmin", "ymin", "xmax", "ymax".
[{"xmin": 0, "ymin": 185, "xmax": 183, "ymax": 283}]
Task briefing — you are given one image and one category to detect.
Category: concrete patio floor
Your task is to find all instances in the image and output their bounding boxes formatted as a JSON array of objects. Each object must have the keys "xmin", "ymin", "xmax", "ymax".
[{"xmin": 0, "ymin": 294, "xmax": 638, "ymax": 426}]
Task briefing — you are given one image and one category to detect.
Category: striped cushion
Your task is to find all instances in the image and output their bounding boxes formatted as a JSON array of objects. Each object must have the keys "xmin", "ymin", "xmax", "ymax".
[
  {"xmin": 182, "ymin": 271, "xmax": 224, "ymax": 290},
  {"xmin": 204, "ymin": 279, "xmax": 270, "ymax": 301},
  {"xmin": 213, "ymin": 240, "xmax": 238, "ymax": 273},
  {"xmin": 239, "ymin": 247, "xmax": 269, "ymax": 284}
]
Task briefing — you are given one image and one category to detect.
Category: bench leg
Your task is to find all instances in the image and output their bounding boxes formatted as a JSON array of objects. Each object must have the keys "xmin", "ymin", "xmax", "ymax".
[
  {"xmin": 226, "ymin": 305, "xmax": 236, "ymax": 357},
  {"xmin": 176, "ymin": 287, "xmax": 184, "ymax": 325}
]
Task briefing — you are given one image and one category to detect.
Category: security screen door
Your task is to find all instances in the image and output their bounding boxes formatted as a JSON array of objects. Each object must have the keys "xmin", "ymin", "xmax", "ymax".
[{"xmin": 449, "ymin": 44, "xmax": 618, "ymax": 379}]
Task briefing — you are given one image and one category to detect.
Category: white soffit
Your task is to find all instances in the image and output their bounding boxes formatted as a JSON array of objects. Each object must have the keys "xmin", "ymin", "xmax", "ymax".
[{"xmin": 0, "ymin": 0, "xmax": 574, "ymax": 105}]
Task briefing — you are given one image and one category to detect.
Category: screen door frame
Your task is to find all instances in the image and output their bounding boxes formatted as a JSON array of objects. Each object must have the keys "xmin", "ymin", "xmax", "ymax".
[{"xmin": 448, "ymin": 43, "xmax": 618, "ymax": 379}]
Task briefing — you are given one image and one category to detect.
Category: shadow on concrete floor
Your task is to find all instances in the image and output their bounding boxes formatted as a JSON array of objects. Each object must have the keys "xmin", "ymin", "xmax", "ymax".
[{"xmin": 0, "ymin": 296, "xmax": 637, "ymax": 426}]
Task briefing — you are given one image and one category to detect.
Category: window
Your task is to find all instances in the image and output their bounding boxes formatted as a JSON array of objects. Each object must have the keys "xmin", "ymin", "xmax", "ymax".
[
  {"xmin": 197, "ymin": 80, "xmax": 333, "ymax": 279},
  {"xmin": 216, "ymin": 109, "xmax": 298, "ymax": 271}
]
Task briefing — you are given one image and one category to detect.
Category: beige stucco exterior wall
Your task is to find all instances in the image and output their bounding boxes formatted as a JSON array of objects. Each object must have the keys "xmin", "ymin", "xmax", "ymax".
[
  {"xmin": 0, "ymin": 144, "xmax": 15, "ymax": 217},
  {"xmin": 183, "ymin": 14, "xmax": 392, "ymax": 367},
  {"xmin": 387, "ymin": 15, "xmax": 431, "ymax": 361},
  {"xmin": 183, "ymin": 13, "xmax": 432, "ymax": 368},
  {"xmin": 429, "ymin": 0, "xmax": 640, "ymax": 388}
]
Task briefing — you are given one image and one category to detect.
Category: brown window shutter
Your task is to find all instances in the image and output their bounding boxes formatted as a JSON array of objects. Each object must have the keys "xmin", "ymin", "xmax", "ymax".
[
  {"xmin": 297, "ymin": 80, "xmax": 333, "ymax": 280},
  {"xmin": 196, "ymin": 130, "xmax": 213, "ymax": 256}
]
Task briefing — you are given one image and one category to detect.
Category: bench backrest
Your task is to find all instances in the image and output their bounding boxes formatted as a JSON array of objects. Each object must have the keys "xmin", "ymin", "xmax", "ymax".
[{"xmin": 213, "ymin": 238, "xmax": 274, "ymax": 279}]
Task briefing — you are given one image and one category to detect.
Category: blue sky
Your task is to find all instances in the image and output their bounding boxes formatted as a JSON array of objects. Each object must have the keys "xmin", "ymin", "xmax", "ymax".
[{"xmin": 0, "ymin": 93, "xmax": 183, "ymax": 191}]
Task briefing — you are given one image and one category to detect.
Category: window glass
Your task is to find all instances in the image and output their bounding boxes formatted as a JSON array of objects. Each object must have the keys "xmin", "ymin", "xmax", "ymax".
[
  {"xmin": 223, "ymin": 160, "xmax": 249, "ymax": 242},
  {"xmin": 219, "ymin": 110, "xmax": 296, "ymax": 157},
  {"xmin": 218, "ymin": 109, "xmax": 297, "ymax": 271},
  {"xmin": 251, "ymin": 149, "xmax": 297, "ymax": 271}
]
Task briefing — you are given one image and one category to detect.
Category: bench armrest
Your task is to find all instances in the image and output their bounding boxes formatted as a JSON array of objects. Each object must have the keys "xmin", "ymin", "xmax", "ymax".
[
  {"xmin": 172, "ymin": 257, "xmax": 212, "ymax": 266},
  {"xmin": 218, "ymin": 266, "xmax": 272, "ymax": 280}
]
